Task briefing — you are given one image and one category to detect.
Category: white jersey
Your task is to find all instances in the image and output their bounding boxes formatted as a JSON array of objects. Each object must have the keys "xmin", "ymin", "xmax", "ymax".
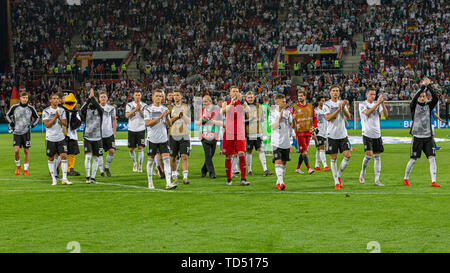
[
  {"xmin": 269, "ymin": 107, "xmax": 293, "ymax": 149},
  {"xmin": 66, "ymin": 112, "xmax": 80, "ymax": 141},
  {"xmin": 323, "ymin": 100, "xmax": 348, "ymax": 139},
  {"xmin": 101, "ymin": 104, "xmax": 116, "ymax": 138},
  {"xmin": 315, "ymin": 106, "xmax": 327, "ymax": 138},
  {"xmin": 359, "ymin": 100, "xmax": 383, "ymax": 139},
  {"xmin": 169, "ymin": 103, "xmax": 190, "ymax": 140},
  {"xmin": 126, "ymin": 101, "xmax": 147, "ymax": 132},
  {"xmin": 42, "ymin": 106, "xmax": 67, "ymax": 142},
  {"xmin": 144, "ymin": 104, "xmax": 169, "ymax": 144}
]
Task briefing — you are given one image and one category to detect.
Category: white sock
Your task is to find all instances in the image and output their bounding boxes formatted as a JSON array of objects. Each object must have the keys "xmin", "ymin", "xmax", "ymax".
[
  {"xmin": 85, "ymin": 154, "xmax": 92, "ymax": 177},
  {"xmin": 91, "ymin": 157, "xmax": 99, "ymax": 179},
  {"xmin": 24, "ymin": 162, "xmax": 29, "ymax": 171},
  {"xmin": 232, "ymin": 155, "xmax": 238, "ymax": 172},
  {"xmin": 129, "ymin": 150, "xmax": 136, "ymax": 165},
  {"xmin": 163, "ymin": 156, "xmax": 172, "ymax": 186},
  {"xmin": 105, "ymin": 153, "xmax": 114, "ymax": 169},
  {"xmin": 338, "ymin": 157, "xmax": 350, "ymax": 177},
  {"xmin": 320, "ymin": 150, "xmax": 328, "ymax": 167},
  {"xmin": 246, "ymin": 153, "xmax": 252, "ymax": 172},
  {"xmin": 15, "ymin": 160, "xmax": 20, "ymax": 167},
  {"xmin": 374, "ymin": 154, "xmax": 381, "ymax": 183},
  {"xmin": 428, "ymin": 156, "xmax": 437, "ymax": 182},
  {"xmin": 54, "ymin": 157, "xmax": 61, "ymax": 176},
  {"xmin": 259, "ymin": 150, "xmax": 267, "ymax": 172},
  {"xmin": 48, "ymin": 160, "xmax": 55, "ymax": 179},
  {"xmin": 147, "ymin": 157, "xmax": 154, "ymax": 186},
  {"xmin": 172, "ymin": 171, "xmax": 178, "ymax": 179},
  {"xmin": 98, "ymin": 156, "xmax": 104, "ymax": 174},
  {"xmin": 330, "ymin": 159, "xmax": 339, "ymax": 185},
  {"xmin": 275, "ymin": 164, "xmax": 283, "ymax": 185},
  {"xmin": 138, "ymin": 149, "xmax": 144, "ymax": 169},
  {"xmin": 404, "ymin": 158, "xmax": 416, "ymax": 180},
  {"xmin": 183, "ymin": 170, "xmax": 188, "ymax": 180},
  {"xmin": 315, "ymin": 150, "xmax": 320, "ymax": 168},
  {"xmin": 61, "ymin": 159, "xmax": 68, "ymax": 180},
  {"xmin": 361, "ymin": 155, "xmax": 372, "ymax": 178}
]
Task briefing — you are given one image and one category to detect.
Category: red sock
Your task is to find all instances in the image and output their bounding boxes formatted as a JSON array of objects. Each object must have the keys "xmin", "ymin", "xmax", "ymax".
[
  {"xmin": 239, "ymin": 154, "xmax": 246, "ymax": 180},
  {"xmin": 225, "ymin": 157, "xmax": 232, "ymax": 180},
  {"xmin": 306, "ymin": 165, "xmax": 310, "ymax": 170}
]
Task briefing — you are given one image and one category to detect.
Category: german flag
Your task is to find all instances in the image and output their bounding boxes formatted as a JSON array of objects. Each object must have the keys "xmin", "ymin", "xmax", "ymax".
[
  {"xmin": 284, "ymin": 46, "xmax": 298, "ymax": 55},
  {"xmin": 10, "ymin": 86, "xmax": 20, "ymax": 107}
]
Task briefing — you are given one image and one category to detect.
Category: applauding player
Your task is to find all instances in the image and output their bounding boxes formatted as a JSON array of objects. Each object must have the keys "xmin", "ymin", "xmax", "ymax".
[
  {"xmin": 293, "ymin": 88, "xmax": 317, "ymax": 175},
  {"xmin": 99, "ymin": 91, "xmax": 117, "ymax": 177},
  {"xmin": 42, "ymin": 93, "xmax": 71, "ymax": 185},
  {"xmin": 244, "ymin": 91, "xmax": 271, "ymax": 176},
  {"xmin": 324, "ymin": 85, "xmax": 351, "ymax": 189},
  {"xmin": 126, "ymin": 90, "xmax": 147, "ymax": 172},
  {"xmin": 80, "ymin": 88, "xmax": 104, "ymax": 184},
  {"xmin": 144, "ymin": 89, "xmax": 177, "ymax": 190},
  {"xmin": 270, "ymin": 94, "xmax": 293, "ymax": 190},
  {"xmin": 169, "ymin": 90, "xmax": 191, "ymax": 184},
  {"xmin": 221, "ymin": 86, "xmax": 250, "ymax": 186},
  {"xmin": 359, "ymin": 89, "xmax": 389, "ymax": 186},
  {"xmin": 403, "ymin": 78, "xmax": 440, "ymax": 187}
]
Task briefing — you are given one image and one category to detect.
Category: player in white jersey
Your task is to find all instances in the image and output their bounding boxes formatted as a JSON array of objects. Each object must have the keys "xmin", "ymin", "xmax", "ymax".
[
  {"xmin": 144, "ymin": 89, "xmax": 177, "ymax": 190},
  {"xmin": 42, "ymin": 93, "xmax": 71, "ymax": 185},
  {"xmin": 359, "ymin": 89, "xmax": 389, "ymax": 186},
  {"xmin": 169, "ymin": 89, "xmax": 191, "ymax": 184},
  {"xmin": 125, "ymin": 90, "xmax": 147, "ymax": 172},
  {"xmin": 80, "ymin": 88, "xmax": 104, "ymax": 184},
  {"xmin": 269, "ymin": 94, "xmax": 293, "ymax": 191},
  {"xmin": 6, "ymin": 91, "xmax": 39, "ymax": 175},
  {"xmin": 313, "ymin": 96, "xmax": 329, "ymax": 171},
  {"xmin": 323, "ymin": 85, "xmax": 351, "ymax": 189},
  {"xmin": 98, "ymin": 91, "xmax": 117, "ymax": 177}
]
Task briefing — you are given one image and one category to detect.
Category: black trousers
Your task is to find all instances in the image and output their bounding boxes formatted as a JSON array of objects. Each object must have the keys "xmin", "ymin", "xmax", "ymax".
[{"xmin": 201, "ymin": 139, "xmax": 217, "ymax": 175}]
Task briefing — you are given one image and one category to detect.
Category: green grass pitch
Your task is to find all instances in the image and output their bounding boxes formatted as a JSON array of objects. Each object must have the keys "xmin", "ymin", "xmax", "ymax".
[{"xmin": 1, "ymin": 129, "xmax": 450, "ymax": 253}]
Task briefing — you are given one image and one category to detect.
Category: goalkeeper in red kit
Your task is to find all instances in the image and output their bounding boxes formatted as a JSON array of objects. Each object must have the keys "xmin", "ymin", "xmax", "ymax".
[{"xmin": 221, "ymin": 86, "xmax": 250, "ymax": 186}]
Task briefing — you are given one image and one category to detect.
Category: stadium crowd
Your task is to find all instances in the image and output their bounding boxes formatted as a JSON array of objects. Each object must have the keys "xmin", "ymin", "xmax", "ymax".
[{"xmin": 3, "ymin": 0, "xmax": 449, "ymax": 119}]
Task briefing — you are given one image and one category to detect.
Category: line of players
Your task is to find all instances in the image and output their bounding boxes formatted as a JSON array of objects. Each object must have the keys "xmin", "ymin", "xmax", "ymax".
[{"xmin": 8, "ymin": 77, "xmax": 441, "ymax": 189}]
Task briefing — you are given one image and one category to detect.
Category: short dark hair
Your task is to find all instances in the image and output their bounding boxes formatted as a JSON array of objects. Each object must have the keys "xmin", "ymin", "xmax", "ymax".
[
  {"xmin": 275, "ymin": 94, "xmax": 285, "ymax": 100},
  {"xmin": 56, "ymin": 91, "xmax": 64, "ymax": 99},
  {"xmin": 330, "ymin": 84, "xmax": 340, "ymax": 91},
  {"xmin": 20, "ymin": 91, "xmax": 29, "ymax": 97}
]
